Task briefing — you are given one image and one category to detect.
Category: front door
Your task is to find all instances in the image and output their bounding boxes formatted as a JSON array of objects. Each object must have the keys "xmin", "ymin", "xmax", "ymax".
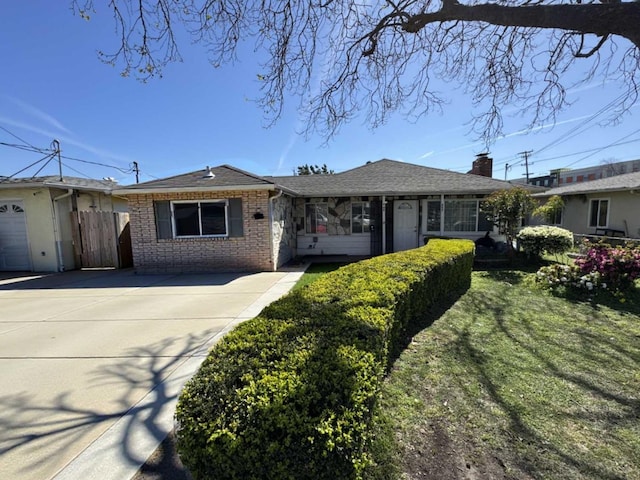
[
  {"xmin": 393, "ymin": 200, "xmax": 418, "ymax": 252},
  {"xmin": 0, "ymin": 200, "xmax": 31, "ymax": 271}
]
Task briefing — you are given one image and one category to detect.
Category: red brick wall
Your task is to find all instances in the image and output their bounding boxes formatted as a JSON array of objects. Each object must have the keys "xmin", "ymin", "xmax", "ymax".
[{"xmin": 126, "ymin": 190, "xmax": 273, "ymax": 273}]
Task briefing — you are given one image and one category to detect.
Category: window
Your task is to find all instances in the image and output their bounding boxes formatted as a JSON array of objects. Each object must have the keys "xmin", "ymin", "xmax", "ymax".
[
  {"xmin": 173, "ymin": 201, "xmax": 227, "ymax": 237},
  {"xmin": 444, "ymin": 200, "xmax": 478, "ymax": 232},
  {"xmin": 351, "ymin": 202, "xmax": 370, "ymax": 234},
  {"xmin": 425, "ymin": 200, "xmax": 441, "ymax": 232},
  {"xmin": 589, "ymin": 199, "xmax": 609, "ymax": 228},
  {"xmin": 305, "ymin": 203, "xmax": 328, "ymax": 234}
]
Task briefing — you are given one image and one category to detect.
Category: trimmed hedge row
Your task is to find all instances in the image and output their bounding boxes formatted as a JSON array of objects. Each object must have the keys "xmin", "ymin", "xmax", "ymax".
[{"xmin": 175, "ymin": 239, "xmax": 475, "ymax": 480}]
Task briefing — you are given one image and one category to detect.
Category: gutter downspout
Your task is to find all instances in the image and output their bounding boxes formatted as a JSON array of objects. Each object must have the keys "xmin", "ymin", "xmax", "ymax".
[
  {"xmin": 269, "ymin": 189, "xmax": 285, "ymax": 271},
  {"xmin": 52, "ymin": 189, "xmax": 74, "ymax": 272}
]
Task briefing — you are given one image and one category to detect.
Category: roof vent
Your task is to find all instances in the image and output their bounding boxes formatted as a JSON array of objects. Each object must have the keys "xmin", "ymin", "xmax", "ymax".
[{"xmin": 203, "ymin": 166, "xmax": 215, "ymax": 179}]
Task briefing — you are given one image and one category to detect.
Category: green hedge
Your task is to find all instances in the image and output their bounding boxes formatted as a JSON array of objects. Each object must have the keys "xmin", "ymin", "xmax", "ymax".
[{"xmin": 175, "ymin": 239, "xmax": 474, "ymax": 480}]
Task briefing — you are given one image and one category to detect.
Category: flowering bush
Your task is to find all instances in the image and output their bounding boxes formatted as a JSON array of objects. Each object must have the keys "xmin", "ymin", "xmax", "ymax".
[
  {"xmin": 575, "ymin": 241, "xmax": 640, "ymax": 292},
  {"xmin": 534, "ymin": 241, "xmax": 640, "ymax": 298},
  {"xmin": 517, "ymin": 226, "xmax": 573, "ymax": 258},
  {"xmin": 534, "ymin": 264, "xmax": 605, "ymax": 294}
]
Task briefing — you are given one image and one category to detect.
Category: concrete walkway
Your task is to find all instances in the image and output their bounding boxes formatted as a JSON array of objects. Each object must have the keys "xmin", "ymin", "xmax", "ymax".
[{"xmin": 0, "ymin": 267, "xmax": 305, "ymax": 480}]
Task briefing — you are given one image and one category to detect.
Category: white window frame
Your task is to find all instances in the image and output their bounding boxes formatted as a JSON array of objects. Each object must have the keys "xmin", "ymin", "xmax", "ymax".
[
  {"xmin": 171, "ymin": 200, "xmax": 228, "ymax": 238},
  {"xmin": 588, "ymin": 198, "xmax": 609, "ymax": 228},
  {"xmin": 351, "ymin": 201, "xmax": 370, "ymax": 235}
]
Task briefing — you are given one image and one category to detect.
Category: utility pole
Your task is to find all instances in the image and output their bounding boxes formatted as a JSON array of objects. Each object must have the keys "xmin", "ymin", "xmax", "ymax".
[
  {"xmin": 519, "ymin": 150, "xmax": 533, "ymax": 184},
  {"xmin": 132, "ymin": 161, "xmax": 140, "ymax": 183},
  {"xmin": 504, "ymin": 163, "xmax": 509, "ymax": 181},
  {"xmin": 52, "ymin": 139, "xmax": 62, "ymax": 181}
]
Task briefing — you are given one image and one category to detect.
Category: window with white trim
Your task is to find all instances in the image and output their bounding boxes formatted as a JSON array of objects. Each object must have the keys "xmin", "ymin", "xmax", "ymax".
[
  {"xmin": 351, "ymin": 202, "xmax": 370, "ymax": 234},
  {"xmin": 444, "ymin": 200, "xmax": 478, "ymax": 232},
  {"xmin": 173, "ymin": 200, "xmax": 227, "ymax": 237},
  {"xmin": 589, "ymin": 199, "xmax": 609, "ymax": 228},
  {"xmin": 305, "ymin": 203, "xmax": 328, "ymax": 234}
]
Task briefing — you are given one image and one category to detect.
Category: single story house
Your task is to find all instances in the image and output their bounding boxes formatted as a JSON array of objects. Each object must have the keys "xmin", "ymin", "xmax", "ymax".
[
  {"xmin": 533, "ymin": 170, "xmax": 640, "ymax": 238},
  {"xmin": 114, "ymin": 159, "xmax": 528, "ymax": 273},
  {"xmin": 0, "ymin": 176, "xmax": 126, "ymax": 272}
]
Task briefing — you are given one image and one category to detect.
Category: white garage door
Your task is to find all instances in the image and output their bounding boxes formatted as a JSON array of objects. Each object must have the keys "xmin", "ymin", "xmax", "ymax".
[{"xmin": 0, "ymin": 200, "xmax": 31, "ymax": 271}]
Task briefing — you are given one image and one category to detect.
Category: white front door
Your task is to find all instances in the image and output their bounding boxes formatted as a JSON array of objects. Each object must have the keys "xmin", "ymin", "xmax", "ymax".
[
  {"xmin": 393, "ymin": 200, "xmax": 419, "ymax": 252},
  {"xmin": 0, "ymin": 200, "xmax": 31, "ymax": 271}
]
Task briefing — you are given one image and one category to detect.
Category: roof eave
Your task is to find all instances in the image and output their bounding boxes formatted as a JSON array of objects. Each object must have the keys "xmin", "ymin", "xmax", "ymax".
[
  {"xmin": 0, "ymin": 182, "xmax": 114, "ymax": 193},
  {"xmin": 113, "ymin": 184, "xmax": 277, "ymax": 195},
  {"xmin": 534, "ymin": 186, "xmax": 639, "ymax": 197}
]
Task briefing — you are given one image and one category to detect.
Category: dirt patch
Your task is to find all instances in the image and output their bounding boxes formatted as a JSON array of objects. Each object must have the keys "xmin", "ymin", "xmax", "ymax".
[{"xmin": 402, "ymin": 420, "xmax": 520, "ymax": 480}]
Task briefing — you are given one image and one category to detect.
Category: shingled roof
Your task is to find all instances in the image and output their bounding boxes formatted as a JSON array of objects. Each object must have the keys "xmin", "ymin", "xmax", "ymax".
[
  {"xmin": 113, "ymin": 159, "xmax": 534, "ymax": 196},
  {"xmin": 0, "ymin": 175, "xmax": 117, "ymax": 192},
  {"xmin": 533, "ymin": 170, "xmax": 640, "ymax": 197},
  {"xmin": 114, "ymin": 164, "xmax": 278, "ymax": 194},
  {"xmin": 267, "ymin": 159, "xmax": 525, "ymax": 196}
]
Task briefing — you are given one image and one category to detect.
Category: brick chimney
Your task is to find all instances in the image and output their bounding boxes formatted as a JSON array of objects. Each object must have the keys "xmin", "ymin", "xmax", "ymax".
[{"xmin": 467, "ymin": 153, "xmax": 493, "ymax": 177}]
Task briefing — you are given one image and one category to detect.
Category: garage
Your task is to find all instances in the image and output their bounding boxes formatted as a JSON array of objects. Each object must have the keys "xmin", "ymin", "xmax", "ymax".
[{"xmin": 0, "ymin": 200, "xmax": 31, "ymax": 271}]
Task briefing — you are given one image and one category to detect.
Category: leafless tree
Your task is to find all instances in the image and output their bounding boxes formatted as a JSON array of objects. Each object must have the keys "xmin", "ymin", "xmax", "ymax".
[{"xmin": 72, "ymin": 1, "xmax": 640, "ymax": 143}]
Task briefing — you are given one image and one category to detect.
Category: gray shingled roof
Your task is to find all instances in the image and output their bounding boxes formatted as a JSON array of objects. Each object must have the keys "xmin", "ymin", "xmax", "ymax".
[
  {"xmin": 0, "ymin": 175, "xmax": 118, "ymax": 192},
  {"xmin": 114, "ymin": 164, "xmax": 276, "ymax": 193},
  {"xmin": 533, "ymin": 171, "xmax": 640, "ymax": 197},
  {"xmin": 267, "ymin": 159, "xmax": 528, "ymax": 196}
]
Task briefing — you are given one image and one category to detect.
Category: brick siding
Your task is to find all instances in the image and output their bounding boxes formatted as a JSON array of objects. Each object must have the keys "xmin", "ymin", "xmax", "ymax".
[{"xmin": 126, "ymin": 190, "xmax": 273, "ymax": 273}]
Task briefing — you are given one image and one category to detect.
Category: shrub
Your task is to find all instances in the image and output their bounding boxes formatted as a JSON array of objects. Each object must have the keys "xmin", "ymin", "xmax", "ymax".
[
  {"xmin": 534, "ymin": 263, "xmax": 605, "ymax": 294},
  {"xmin": 575, "ymin": 241, "xmax": 640, "ymax": 292},
  {"xmin": 533, "ymin": 241, "xmax": 640, "ymax": 298},
  {"xmin": 175, "ymin": 239, "xmax": 474, "ymax": 480},
  {"xmin": 517, "ymin": 225, "xmax": 573, "ymax": 258}
]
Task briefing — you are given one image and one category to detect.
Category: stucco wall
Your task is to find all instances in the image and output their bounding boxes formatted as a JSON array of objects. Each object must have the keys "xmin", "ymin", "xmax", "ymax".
[
  {"xmin": 0, "ymin": 188, "xmax": 59, "ymax": 271},
  {"xmin": 0, "ymin": 187, "xmax": 129, "ymax": 272},
  {"xmin": 561, "ymin": 191, "xmax": 640, "ymax": 238},
  {"xmin": 126, "ymin": 190, "xmax": 274, "ymax": 273}
]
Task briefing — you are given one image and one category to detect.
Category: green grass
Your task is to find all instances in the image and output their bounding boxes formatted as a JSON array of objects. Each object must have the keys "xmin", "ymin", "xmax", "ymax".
[
  {"xmin": 366, "ymin": 270, "xmax": 640, "ymax": 479},
  {"xmin": 292, "ymin": 263, "xmax": 347, "ymax": 290}
]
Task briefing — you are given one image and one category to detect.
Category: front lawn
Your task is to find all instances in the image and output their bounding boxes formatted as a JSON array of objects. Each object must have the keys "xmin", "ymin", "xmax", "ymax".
[{"xmin": 365, "ymin": 270, "xmax": 640, "ymax": 479}]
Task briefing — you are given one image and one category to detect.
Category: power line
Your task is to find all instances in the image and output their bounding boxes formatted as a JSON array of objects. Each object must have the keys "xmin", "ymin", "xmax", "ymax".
[
  {"xmin": 534, "ymin": 91, "xmax": 630, "ymax": 157},
  {"xmin": 0, "ymin": 125, "xmax": 42, "ymax": 151},
  {"xmin": 0, "ymin": 151, "xmax": 57, "ymax": 182},
  {"xmin": 558, "ymin": 126, "xmax": 640, "ymax": 170},
  {"xmin": 0, "ymin": 141, "xmax": 52, "ymax": 154},
  {"xmin": 60, "ymin": 154, "xmax": 135, "ymax": 174}
]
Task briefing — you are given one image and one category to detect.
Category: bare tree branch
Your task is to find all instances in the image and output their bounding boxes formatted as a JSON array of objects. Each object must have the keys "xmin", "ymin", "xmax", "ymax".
[{"xmin": 71, "ymin": 0, "xmax": 640, "ymax": 144}]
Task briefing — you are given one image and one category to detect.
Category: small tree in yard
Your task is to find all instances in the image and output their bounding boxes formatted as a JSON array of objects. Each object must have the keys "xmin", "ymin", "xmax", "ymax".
[
  {"xmin": 482, "ymin": 187, "xmax": 536, "ymax": 252},
  {"xmin": 533, "ymin": 195, "xmax": 565, "ymax": 225}
]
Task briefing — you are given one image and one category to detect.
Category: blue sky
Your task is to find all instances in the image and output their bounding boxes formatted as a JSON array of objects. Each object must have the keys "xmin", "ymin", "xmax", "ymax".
[{"xmin": 1, "ymin": 1, "xmax": 639, "ymax": 186}]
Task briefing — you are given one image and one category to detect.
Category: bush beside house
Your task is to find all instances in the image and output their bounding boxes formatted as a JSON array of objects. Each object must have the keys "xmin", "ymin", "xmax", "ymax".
[
  {"xmin": 175, "ymin": 239, "xmax": 475, "ymax": 480},
  {"xmin": 517, "ymin": 225, "xmax": 573, "ymax": 258}
]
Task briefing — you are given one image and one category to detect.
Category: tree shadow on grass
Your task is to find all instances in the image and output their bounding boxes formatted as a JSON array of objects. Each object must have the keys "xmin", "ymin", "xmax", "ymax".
[
  {"xmin": 0, "ymin": 332, "xmax": 213, "ymax": 480},
  {"xmin": 449, "ymin": 287, "xmax": 639, "ymax": 480}
]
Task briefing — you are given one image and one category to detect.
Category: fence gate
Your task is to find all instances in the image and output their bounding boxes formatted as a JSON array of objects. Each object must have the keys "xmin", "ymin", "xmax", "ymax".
[{"xmin": 71, "ymin": 211, "xmax": 133, "ymax": 268}]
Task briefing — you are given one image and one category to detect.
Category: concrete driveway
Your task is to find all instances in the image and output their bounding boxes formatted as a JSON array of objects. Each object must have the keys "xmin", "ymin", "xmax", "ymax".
[{"xmin": 0, "ymin": 267, "xmax": 304, "ymax": 480}]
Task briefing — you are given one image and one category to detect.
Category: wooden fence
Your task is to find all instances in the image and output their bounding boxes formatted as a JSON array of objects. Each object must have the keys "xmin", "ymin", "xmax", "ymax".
[{"xmin": 71, "ymin": 211, "xmax": 133, "ymax": 268}]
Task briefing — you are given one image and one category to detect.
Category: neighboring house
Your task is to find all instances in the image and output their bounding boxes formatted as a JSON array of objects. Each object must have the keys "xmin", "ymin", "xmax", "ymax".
[
  {"xmin": 533, "ymin": 170, "xmax": 640, "ymax": 238},
  {"xmin": 0, "ymin": 176, "xmax": 126, "ymax": 272},
  {"xmin": 115, "ymin": 159, "xmax": 528, "ymax": 274}
]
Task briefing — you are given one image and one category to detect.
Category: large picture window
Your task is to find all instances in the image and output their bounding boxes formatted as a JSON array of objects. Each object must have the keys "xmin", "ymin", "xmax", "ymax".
[
  {"xmin": 351, "ymin": 202, "xmax": 370, "ymax": 234},
  {"xmin": 589, "ymin": 199, "xmax": 609, "ymax": 228},
  {"xmin": 173, "ymin": 201, "xmax": 227, "ymax": 237},
  {"xmin": 444, "ymin": 200, "xmax": 478, "ymax": 232},
  {"xmin": 305, "ymin": 203, "xmax": 328, "ymax": 234}
]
